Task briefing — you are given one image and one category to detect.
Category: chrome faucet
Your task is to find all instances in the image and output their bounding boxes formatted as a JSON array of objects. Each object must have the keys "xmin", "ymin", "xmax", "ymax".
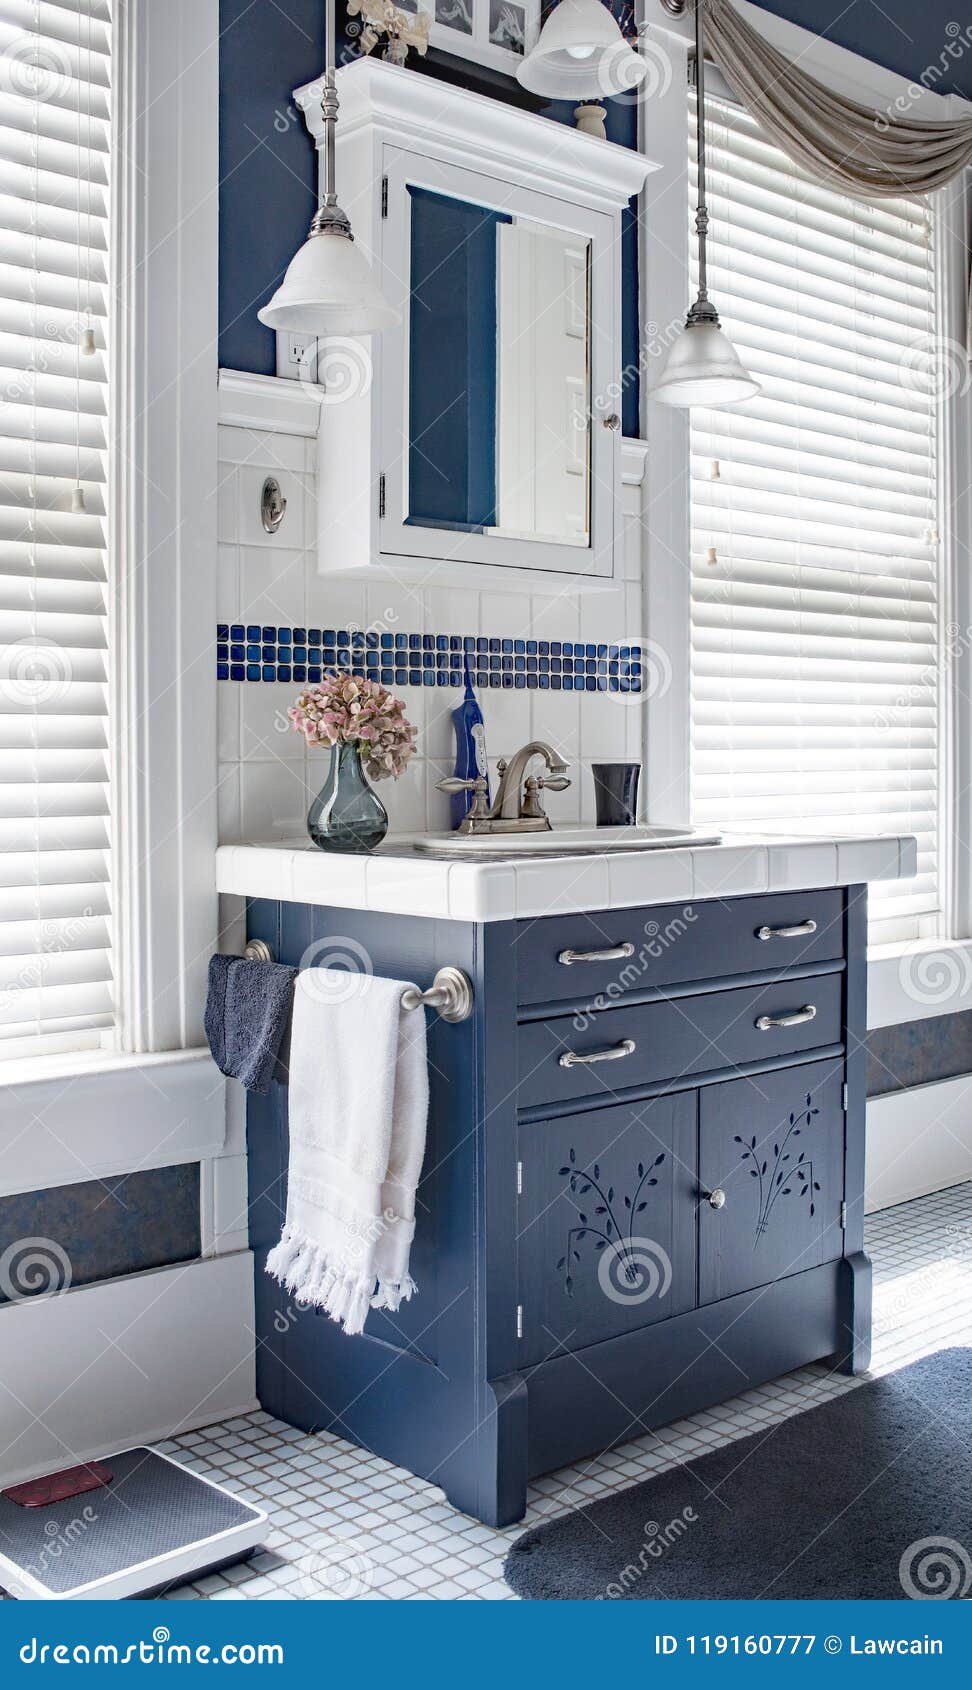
[
  {"xmin": 492, "ymin": 742, "xmax": 570, "ymax": 820},
  {"xmin": 437, "ymin": 741, "xmax": 571, "ymax": 835}
]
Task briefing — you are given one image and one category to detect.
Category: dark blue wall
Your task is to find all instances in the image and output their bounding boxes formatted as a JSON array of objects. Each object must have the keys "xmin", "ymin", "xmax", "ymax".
[
  {"xmin": 218, "ymin": 0, "xmax": 321, "ymax": 376},
  {"xmin": 218, "ymin": 2, "xmax": 967, "ymax": 426},
  {"xmin": 218, "ymin": 2, "xmax": 640, "ymax": 426}
]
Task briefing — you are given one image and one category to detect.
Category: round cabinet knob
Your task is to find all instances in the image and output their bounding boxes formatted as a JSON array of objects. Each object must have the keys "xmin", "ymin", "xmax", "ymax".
[
  {"xmin": 602, "ymin": 413, "xmax": 621, "ymax": 431},
  {"xmin": 706, "ymin": 1188, "xmax": 727, "ymax": 1211}
]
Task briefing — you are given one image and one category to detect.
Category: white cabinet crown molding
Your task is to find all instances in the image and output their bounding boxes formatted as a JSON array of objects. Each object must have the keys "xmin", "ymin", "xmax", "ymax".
[{"xmin": 295, "ymin": 57, "xmax": 657, "ymax": 209}]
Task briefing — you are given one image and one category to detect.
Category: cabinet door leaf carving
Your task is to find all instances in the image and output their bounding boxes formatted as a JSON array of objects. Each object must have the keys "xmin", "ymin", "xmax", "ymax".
[
  {"xmin": 557, "ymin": 1150, "xmax": 668, "ymax": 1299},
  {"xmin": 734, "ymin": 1092, "xmax": 821, "ymax": 1247},
  {"xmin": 699, "ymin": 1061, "xmax": 844, "ymax": 1306}
]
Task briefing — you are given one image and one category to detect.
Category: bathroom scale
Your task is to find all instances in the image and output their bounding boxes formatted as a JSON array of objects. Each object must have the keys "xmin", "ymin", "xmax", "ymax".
[{"xmin": 0, "ymin": 1448, "xmax": 267, "ymax": 1600}]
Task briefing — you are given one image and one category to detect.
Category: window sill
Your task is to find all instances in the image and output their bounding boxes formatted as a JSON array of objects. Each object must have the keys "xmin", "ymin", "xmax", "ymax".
[
  {"xmin": 0, "ymin": 1045, "xmax": 214, "ymax": 1093},
  {"xmin": 868, "ymin": 940, "xmax": 972, "ymax": 1030},
  {"xmin": 0, "ymin": 1048, "xmax": 227, "ymax": 1199}
]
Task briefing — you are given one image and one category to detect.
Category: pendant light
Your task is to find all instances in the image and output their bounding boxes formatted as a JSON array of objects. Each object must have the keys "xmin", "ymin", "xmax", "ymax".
[
  {"xmin": 516, "ymin": 0, "xmax": 647, "ymax": 100},
  {"xmin": 258, "ymin": 0, "xmax": 399, "ymax": 336},
  {"xmin": 652, "ymin": 0, "xmax": 759, "ymax": 408}
]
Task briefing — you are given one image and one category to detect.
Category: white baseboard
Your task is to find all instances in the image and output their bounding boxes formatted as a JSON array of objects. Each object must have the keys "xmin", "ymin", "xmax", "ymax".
[
  {"xmin": 0, "ymin": 1253, "xmax": 256, "ymax": 1487},
  {"xmin": 866, "ymin": 1074, "xmax": 972, "ymax": 1213}
]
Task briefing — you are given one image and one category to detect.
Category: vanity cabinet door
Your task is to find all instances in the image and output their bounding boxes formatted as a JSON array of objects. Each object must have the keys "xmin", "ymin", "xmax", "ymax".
[
  {"xmin": 516, "ymin": 1095, "xmax": 697, "ymax": 1368},
  {"xmin": 698, "ymin": 1059, "xmax": 845, "ymax": 1307}
]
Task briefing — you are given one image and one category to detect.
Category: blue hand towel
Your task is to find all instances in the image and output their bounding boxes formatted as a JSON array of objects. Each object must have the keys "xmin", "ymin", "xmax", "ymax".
[
  {"xmin": 204, "ymin": 954, "xmax": 232, "ymax": 1072},
  {"xmin": 204, "ymin": 954, "xmax": 296, "ymax": 1094}
]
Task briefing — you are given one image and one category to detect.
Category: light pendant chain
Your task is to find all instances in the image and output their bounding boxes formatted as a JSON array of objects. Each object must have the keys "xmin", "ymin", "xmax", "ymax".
[
  {"xmin": 72, "ymin": 1, "xmax": 84, "ymax": 512},
  {"xmin": 71, "ymin": 3, "xmax": 97, "ymax": 513},
  {"xmin": 29, "ymin": 1, "xmax": 39, "ymax": 727},
  {"xmin": 81, "ymin": 0, "xmax": 96, "ymax": 358}
]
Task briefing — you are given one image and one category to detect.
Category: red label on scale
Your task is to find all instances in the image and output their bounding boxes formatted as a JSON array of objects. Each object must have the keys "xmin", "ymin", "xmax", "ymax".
[{"xmin": 3, "ymin": 1461, "xmax": 114, "ymax": 1508}]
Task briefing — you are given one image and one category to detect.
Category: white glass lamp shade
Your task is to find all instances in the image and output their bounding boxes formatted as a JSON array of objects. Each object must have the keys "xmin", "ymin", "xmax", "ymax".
[
  {"xmin": 516, "ymin": 0, "xmax": 647, "ymax": 100},
  {"xmin": 258, "ymin": 229, "xmax": 400, "ymax": 336},
  {"xmin": 652, "ymin": 319, "xmax": 761, "ymax": 408}
]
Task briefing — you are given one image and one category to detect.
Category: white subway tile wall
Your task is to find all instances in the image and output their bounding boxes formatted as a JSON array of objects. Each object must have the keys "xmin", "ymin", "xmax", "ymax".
[{"xmin": 216, "ymin": 424, "xmax": 646, "ymax": 842}]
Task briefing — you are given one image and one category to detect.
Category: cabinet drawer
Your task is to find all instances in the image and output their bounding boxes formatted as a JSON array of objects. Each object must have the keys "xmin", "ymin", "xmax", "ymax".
[
  {"xmin": 516, "ymin": 890, "xmax": 845, "ymax": 1009},
  {"xmin": 517, "ymin": 972, "xmax": 843, "ymax": 1108}
]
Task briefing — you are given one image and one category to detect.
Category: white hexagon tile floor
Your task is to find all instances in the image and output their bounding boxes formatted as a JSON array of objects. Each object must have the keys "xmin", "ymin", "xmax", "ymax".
[{"xmin": 145, "ymin": 1182, "xmax": 972, "ymax": 1600}]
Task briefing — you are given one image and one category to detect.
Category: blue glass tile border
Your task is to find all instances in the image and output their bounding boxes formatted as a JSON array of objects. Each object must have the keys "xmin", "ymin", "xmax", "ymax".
[{"xmin": 216, "ymin": 624, "xmax": 647, "ymax": 694}]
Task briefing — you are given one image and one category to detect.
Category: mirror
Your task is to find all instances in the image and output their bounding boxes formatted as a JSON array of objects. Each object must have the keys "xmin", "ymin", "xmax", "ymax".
[{"xmin": 406, "ymin": 186, "xmax": 591, "ymax": 547}]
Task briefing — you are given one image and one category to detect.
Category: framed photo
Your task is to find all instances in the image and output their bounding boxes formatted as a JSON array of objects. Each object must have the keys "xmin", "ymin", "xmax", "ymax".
[{"xmin": 413, "ymin": 0, "xmax": 541, "ymax": 78}]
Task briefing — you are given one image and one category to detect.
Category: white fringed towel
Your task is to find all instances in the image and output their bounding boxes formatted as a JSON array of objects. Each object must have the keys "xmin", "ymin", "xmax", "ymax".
[{"xmin": 265, "ymin": 968, "xmax": 430, "ymax": 1336}]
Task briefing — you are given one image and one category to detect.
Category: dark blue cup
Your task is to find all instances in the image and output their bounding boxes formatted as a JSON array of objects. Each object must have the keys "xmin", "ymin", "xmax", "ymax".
[{"xmin": 592, "ymin": 762, "xmax": 641, "ymax": 826}]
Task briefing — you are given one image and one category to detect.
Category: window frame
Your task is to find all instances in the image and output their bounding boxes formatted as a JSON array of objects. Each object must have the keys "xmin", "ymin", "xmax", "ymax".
[
  {"xmin": 0, "ymin": 0, "xmax": 221, "ymax": 1076},
  {"xmin": 0, "ymin": 0, "xmax": 223, "ymax": 1219},
  {"xmin": 642, "ymin": 1, "xmax": 972, "ymax": 1008},
  {"xmin": 0, "ymin": 0, "xmax": 115, "ymax": 1060},
  {"xmin": 108, "ymin": 0, "xmax": 220, "ymax": 1056},
  {"xmin": 686, "ymin": 89, "xmax": 945, "ymax": 949},
  {"xmin": 934, "ymin": 165, "xmax": 972, "ymax": 948}
]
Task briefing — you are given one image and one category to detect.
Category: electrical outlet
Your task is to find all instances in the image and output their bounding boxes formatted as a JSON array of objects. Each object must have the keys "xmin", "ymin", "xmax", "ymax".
[{"xmin": 275, "ymin": 330, "xmax": 319, "ymax": 382}]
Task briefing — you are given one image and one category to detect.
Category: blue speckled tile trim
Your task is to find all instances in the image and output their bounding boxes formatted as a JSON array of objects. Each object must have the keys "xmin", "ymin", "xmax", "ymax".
[
  {"xmin": 867, "ymin": 1011, "xmax": 972, "ymax": 1096},
  {"xmin": 0, "ymin": 1166, "xmax": 201, "ymax": 1302},
  {"xmin": 215, "ymin": 624, "xmax": 647, "ymax": 693}
]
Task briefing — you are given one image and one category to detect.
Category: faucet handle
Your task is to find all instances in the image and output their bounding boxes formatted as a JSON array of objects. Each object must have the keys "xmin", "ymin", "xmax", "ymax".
[
  {"xmin": 520, "ymin": 771, "xmax": 572, "ymax": 822},
  {"xmin": 436, "ymin": 776, "xmax": 482, "ymax": 794},
  {"xmin": 436, "ymin": 775, "xmax": 490, "ymax": 823}
]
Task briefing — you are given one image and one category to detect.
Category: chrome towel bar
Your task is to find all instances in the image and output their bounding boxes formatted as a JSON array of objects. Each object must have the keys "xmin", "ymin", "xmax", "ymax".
[{"xmin": 242, "ymin": 940, "xmax": 474, "ymax": 1023}]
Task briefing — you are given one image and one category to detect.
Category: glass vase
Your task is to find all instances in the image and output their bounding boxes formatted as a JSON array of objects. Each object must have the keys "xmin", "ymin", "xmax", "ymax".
[{"xmin": 307, "ymin": 742, "xmax": 389, "ymax": 854}]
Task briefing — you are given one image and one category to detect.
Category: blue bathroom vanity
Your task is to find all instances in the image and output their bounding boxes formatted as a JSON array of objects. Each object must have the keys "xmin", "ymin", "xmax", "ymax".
[{"xmin": 217, "ymin": 833, "xmax": 914, "ymax": 1526}]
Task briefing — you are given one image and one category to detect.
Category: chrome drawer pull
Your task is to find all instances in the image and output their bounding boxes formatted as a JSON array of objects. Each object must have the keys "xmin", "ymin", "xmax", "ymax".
[
  {"xmin": 756, "ymin": 920, "xmax": 818, "ymax": 942},
  {"xmin": 559, "ymin": 1038, "xmax": 636, "ymax": 1069},
  {"xmin": 705, "ymin": 1188, "xmax": 727, "ymax": 1211},
  {"xmin": 756, "ymin": 1004, "xmax": 817, "ymax": 1032},
  {"xmin": 558, "ymin": 942, "xmax": 635, "ymax": 966}
]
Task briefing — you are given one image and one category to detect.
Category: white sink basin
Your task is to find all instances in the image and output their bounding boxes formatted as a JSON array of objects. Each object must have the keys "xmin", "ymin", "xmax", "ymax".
[{"xmin": 410, "ymin": 825, "xmax": 721, "ymax": 858}]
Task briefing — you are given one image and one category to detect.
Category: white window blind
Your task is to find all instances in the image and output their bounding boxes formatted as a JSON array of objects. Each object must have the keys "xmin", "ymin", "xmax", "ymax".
[
  {"xmin": 689, "ymin": 95, "xmax": 941, "ymax": 946},
  {"xmin": 0, "ymin": 0, "xmax": 113, "ymax": 1057}
]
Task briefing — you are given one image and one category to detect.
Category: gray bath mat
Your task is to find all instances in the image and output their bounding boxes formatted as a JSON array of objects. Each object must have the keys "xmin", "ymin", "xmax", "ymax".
[{"xmin": 504, "ymin": 1348, "xmax": 972, "ymax": 1600}]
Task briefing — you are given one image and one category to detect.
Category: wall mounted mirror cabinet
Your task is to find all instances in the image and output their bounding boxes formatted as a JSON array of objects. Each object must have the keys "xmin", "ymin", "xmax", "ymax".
[
  {"xmin": 405, "ymin": 188, "xmax": 592, "ymax": 550},
  {"xmin": 298, "ymin": 59, "xmax": 654, "ymax": 588}
]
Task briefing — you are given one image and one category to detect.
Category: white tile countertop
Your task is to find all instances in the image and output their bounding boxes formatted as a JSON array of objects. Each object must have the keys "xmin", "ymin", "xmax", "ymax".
[{"xmin": 215, "ymin": 833, "xmax": 917, "ymax": 923}]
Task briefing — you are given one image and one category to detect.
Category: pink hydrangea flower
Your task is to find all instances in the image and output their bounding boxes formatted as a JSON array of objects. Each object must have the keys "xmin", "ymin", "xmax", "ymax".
[{"xmin": 288, "ymin": 673, "xmax": 418, "ymax": 782}]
